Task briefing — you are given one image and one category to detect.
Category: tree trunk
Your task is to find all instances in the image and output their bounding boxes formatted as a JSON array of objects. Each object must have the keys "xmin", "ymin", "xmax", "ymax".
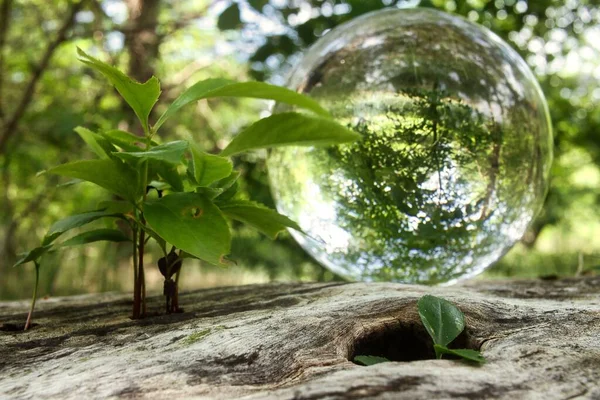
[
  {"xmin": 124, "ymin": 0, "xmax": 161, "ymax": 84},
  {"xmin": 0, "ymin": 277, "xmax": 599, "ymax": 399}
]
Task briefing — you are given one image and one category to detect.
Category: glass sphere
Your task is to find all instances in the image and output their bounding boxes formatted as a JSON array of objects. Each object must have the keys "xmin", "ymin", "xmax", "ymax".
[{"xmin": 267, "ymin": 8, "xmax": 553, "ymax": 284}]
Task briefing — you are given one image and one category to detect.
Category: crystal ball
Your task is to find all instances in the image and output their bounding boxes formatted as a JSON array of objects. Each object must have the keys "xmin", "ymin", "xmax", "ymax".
[{"xmin": 267, "ymin": 8, "xmax": 553, "ymax": 284}]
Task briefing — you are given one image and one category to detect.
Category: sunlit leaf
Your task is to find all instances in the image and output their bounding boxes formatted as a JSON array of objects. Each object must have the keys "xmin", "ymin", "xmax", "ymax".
[
  {"xmin": 220, "ymin": 112, "xmax": 361, "ymax": 156},
  {"xmin": 77, "ymin": 48, "xmax": 160, "ymax": 133},
  {"xmin": 218, "ymin": 200, "xmax": 301, "ymax": 239},
  {"xmin": 47, "ymin": 159, "xmax": 141, "ymax": 202},
  {"xmin": 113, "ymin": 140, "xmax": 188, "ymax": 165},
  {"xmin": 154, "ymin": 79, "xmax": 329, "ymax": 130},
  {"xmin": 144, "ymin": 193, "xmax": 231, "ymax": 265}
]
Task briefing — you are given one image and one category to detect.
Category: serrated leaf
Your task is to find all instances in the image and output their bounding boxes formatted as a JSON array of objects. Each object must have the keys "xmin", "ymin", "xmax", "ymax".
[
  {"xmin": 77, "ymin": 48, "xmax": 160, "ymax": 133},
  {"xmin": 13, "ymin": 245, "xmax": 52, "ymax": 268},
  {"xmin": 74, "ymin": 127, "xmax": 112, "ymax": 159},
  {"xmin": 418, "ymin": 295, "xmax": 465, "ymax": 347},
  {"xmin": 218, "ymin": 200, "xmax": 301, "ymax": 239},
  {"xmin": 353, "ymin": 355, "xmax": 390, "ymax": 366},
  {"xmin": 144, "ymin": 193, "xmax": 231, "ymax": 265},
  {"xmin": 220, "ymin": 112, "xmax": 361, "ymax": 157},
  {"xmin": 47, "ymin": 159, "xmax": 141, "ymax": 202},
  {"xmin": 433, "ymin": 345, "xmax": 486, "ymax": 364},
  {"xmin": 189, "ymin": 144, "xmax": 233, "ymax": 186},
  {"xmin": 217, "ymin": 3, "xmax": 242, "ymax": 30},
  {"xmin": 154, "ymin": 79, "xmax": 329, "ymax": 131},
  {"xmin": 43, "ymin": 209, "xmax": 122, "ymax": 245},
  {"xmin": 59, "ymin": 229, "xmax": 130, "ymax": 247},
  {"xmin": 113, "ymin": 140, "xmax": 188, "ymax": 165}
]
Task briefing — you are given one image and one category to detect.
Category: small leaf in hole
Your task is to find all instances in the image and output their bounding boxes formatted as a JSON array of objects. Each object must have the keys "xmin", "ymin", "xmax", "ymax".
[
  {"xmin": 353, "ymin": 355, "xmax": 390, "ymax": 366},
  {"xmin": 433, "ymin": 345, "xmax": 486, "ymax": 364},
  {"xmin": 417, "ymin": 294, "xmax": 465, "ymax": 347},
  {"xmin": 418, "ymin": 295, "xmax": 486, "ymax": 364}
]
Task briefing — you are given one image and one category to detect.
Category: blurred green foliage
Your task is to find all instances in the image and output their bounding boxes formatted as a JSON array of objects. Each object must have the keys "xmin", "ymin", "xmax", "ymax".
[{"xmin": 1, "ymin": 0, "xmax": 598, "ymax": 300}]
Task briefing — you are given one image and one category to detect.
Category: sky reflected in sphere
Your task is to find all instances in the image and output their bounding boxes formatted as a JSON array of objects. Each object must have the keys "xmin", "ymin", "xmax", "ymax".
[{"xmin": 268, "ymin": 8, "xmax": 553, "ymax": 284}]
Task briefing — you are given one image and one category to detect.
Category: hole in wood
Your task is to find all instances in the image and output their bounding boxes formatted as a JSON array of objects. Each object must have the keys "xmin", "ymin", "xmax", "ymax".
[{"xmin": 349, "ymin": 321, "xmax": 476, "ymax": 364}]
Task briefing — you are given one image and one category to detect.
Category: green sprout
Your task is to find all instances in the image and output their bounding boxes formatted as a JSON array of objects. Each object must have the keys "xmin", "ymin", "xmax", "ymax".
[
  {"xmin": 353, "ymin": 294, "xmax": 485, "ymax": 366},
  {"xmin": 418, "ymin": 295, "xmax": 486, "ymax": 363}
]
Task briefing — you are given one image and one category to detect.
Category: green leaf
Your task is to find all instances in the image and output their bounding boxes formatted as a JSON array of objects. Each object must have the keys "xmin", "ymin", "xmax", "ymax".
[
  {"xmin": 189, "ymin": 144, "xmax": 233, "ymax": 186},
  {"xmin": 43, "ymin": 209, "xmax": 122, "ymax": 245},
  {"xmin": 217, "ymin": 3, "xmax": 242, "ymax": 30},
  {"xmin": 418, "ymin": 295, "xmax": 465, "ymax": 347},
  {"xmin": 195, "ymin": 187, "xmax": 224, "ymax": 199},
  {"xmin": 152, "ymin": 161, "xmax": 184, "ymax": 192},
  {"xmin": 47, "ymin": 159, "xmax": 141, "ymax": 202},
  {"xmin": 213, "ymin": 170, "xmax": 240, "ymax": 190},
  {"xmin": 59, "ymin": 229, "xmax": 130, "ymax": 247},
  {"xmin": 154, "ymin": 79, "xmax": 329, "ymax": 131},
  {"xmin": 13, "ymin": 245, "xmax": 52, "ymax": 268},
  {"xmin": 353, "ymin": 355, "xmax": 390, "ymax": 366},
  {"xmin": 214, "ymin": 179, "xmax": 239, "ymax": 202},
  {"xmin": 433, "ymin": 345, "xmax": 486, "ymax": 364},
  {"xmin": 220, "ymin": 112, "xmax": 361, "ymax": 157},
  {"xmin": 74, "ymin": 127, "xmax": 112, "ymax": 159},
  {"xmin": 144, "ymin": 193, "xmax": 231, "ymax": 265},
  {"xmin": 113, "ymin": 140, "xmax": 188, "ymax": 165},
  {"xmin": 101, "ymin": 130, "xmax": 147, "ymax": 152},
  {"xmin": 218, "ymin": 200, "xmax": 301, "ymax": 239},
  {"xmin": 77, "ymin": 48, "xmax": 160, "ymax": 133}
]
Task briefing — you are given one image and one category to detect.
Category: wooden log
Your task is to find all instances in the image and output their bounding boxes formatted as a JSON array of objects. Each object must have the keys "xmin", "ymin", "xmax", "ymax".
[{"xmin": 0, "ymin": 277, "xmax": 599, "ymax": 399}]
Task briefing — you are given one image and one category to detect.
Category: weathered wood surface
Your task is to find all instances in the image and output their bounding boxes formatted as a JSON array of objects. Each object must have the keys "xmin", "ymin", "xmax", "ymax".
[{"xmin": 0, "ymin": 277, "xmax": 599, "ymax": 399}]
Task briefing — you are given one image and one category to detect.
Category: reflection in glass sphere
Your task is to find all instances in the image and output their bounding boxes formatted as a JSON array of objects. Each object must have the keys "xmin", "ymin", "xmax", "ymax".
[{"xmin": 267, "ymin": 8, "xmax": 553, "ymax": 284}]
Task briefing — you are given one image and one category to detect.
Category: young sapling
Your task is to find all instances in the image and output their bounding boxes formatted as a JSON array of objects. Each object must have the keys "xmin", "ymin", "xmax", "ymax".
[{"xmin": 13, "ymin": 48, "xmax": 360, "ymax": 328}]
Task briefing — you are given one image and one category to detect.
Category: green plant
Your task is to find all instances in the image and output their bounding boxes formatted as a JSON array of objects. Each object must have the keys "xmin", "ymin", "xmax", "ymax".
[
  {"xmin": 13, "ymin": 48, "xmax": 360, "ymax": 329},
  {"xmin": 352, "ymin": 295, "xmax": 485, "ymax": 365},
  {"xmin": 418, "ymin": 295, "xmax": 485, "ymax": 363}
]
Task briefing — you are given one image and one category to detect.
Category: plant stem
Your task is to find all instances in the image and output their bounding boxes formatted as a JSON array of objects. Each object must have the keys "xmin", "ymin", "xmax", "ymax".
[
  {"xmin": 132, "ymin": 225, "xmax": 140, "ymax": 319},
  {"xmin": 138, "ymin": 220, "xmax": 146, "ymax": 317},
  {"xmin": 172, "ymin": 265, "xmax": 181, "ymax": 312},
  {"xmin": 24, "ymin": 262, "xmax": 40, "ymax": 331},
  {"xmin": 135, "ymin": 158, "xmax": 150, "ymax": 318}
]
